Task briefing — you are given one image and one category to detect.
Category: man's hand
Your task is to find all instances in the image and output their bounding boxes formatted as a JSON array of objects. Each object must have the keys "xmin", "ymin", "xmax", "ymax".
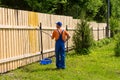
[
  {"xmin": 65, "ymin": 35, "xmax": 71, "ymax": 42},
  {"xmin": 50, "ymin": 34, "xmax": 52, "ymax": 37}
]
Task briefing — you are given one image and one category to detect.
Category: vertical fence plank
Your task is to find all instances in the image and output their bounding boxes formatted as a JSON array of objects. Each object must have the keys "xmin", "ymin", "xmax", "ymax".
[
  {"xmin": 37, "ymin": 27, "xmax": 41, "ymax": 57},
  {"xmin": 0, "ymin": 8, "xmax": 2, "ymax": 24},
  {"xmin": 10, "ymin": 29, "xmax": 14, "ymax": 69},
  {"xmin": 103, "ymin": 27, "xmax": 105, "ymax": 38},
  {"xmin": 0, "ymin": 64, "xmax": 1, "ymax": 73},
  {"xmin": 0, "ymin": 30, "xmax": 3, "ymax": 59},
  {"xmin": 5, "ymin": 8, "xmax": 8, "ymax": 25},
  {"xmin": 10, "ymin": 9, "xmax": 12, "ymax": 26},
  {"xmin": 97, "ymin": 27, "xmax": 99, "ymax": 41},
  {"xmin": 40, "ymin": 23, "xmax": 43, "ymax": 59},
  {"xmin": 13, "ymin": 29, "xmax": 17, "ymax": 68},
  {"xmin": 2, "ymin": 8, "xmax": 4, "ymax": 25},
  {"xmin": 8, "ymin": 29, "xmax": 11, "ymax": 71},
  {"xmin": 0, "ymin": 29, "xmax": 3, "ymax": 73},
  {"xmin": 7, "ymin": 9, "xmax": 9, "ymax": 25},
  {"xmin": 36, "ymin": 29, "xmax": 39, "ymax": 52},
  {"xmin": 6, "ymin": 29, "xmax": 9, "ymax": 71},
  {"xmin": 1, "ymin": 8, "xmax": 3, "ymax": 24},
  {"xmin": 16, "ymin": 29, "xmax": 20, "ymax": 68},
  {"xmin": 66, "ymin": 25, "xmax": 68, "ymax": 52},
  {"xmin": 3, "ymin": 30, "xmax": 7, "ymax": 72}
]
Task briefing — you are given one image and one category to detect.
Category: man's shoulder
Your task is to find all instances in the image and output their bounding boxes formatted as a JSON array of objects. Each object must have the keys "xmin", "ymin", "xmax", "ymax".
[
  {"xmin": 53, "ymin": 29, "xmax": 66, "ymax": 33},
  {"xmin": 53, "ymin": 29, "xmax": 58, "ymax": 34},
  {"xmin": 63, "ymin": 29, "xmax": 67, "ymax": 33},
  {"xmin": 53, "ymin": 29, "xmax": 57, "ymax": 32}
]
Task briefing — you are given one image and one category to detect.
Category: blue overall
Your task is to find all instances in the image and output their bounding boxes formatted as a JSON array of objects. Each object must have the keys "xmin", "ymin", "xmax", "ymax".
[{"xmin": 55, "ymin": 30, "xmax": 65, "ymax": 69}]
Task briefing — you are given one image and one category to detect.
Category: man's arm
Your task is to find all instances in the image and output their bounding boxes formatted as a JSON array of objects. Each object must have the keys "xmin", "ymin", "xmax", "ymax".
[
  {"xmin": 65, "ymin": 35, "xmax": 70, "ymax": 42},
  {"xmin": 51, "ymin": 30, "xmax": 55, "ymax": 39},
  {"xmin": 65, "ymin": 31, "xmax": 71, "ymax": 42}
]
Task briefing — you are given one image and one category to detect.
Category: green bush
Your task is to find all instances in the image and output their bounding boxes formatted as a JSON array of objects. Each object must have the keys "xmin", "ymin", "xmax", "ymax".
[
  {"xmin": 93, "ymin": 38, "xmax": 112, "ymax": 48},
  {"xmin": 114, "ymin": 34, "xmax": 120, "ymax": 57},
  {"xmin": 110, "ymin": 17, "xmax": 120, "ymax": 37},
  {"xmin": 72, "ymin": 19, "xmax": 93, "ymax": 55},
  {"xmin": 113, "ymin": 33, "xmax": 120, "ymax": 40}
]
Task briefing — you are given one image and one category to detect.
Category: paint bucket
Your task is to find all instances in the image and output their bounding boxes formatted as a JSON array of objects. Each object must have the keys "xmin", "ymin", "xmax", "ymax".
[{"xmin": 40, "ymin": 58, "xmax": 52, "ymax": 65}]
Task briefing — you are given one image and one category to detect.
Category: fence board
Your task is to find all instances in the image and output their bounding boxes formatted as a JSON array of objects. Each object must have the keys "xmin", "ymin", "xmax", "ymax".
[{"xmin": 0, "ymin": 8, "xmax": 2, "ymax": 24}]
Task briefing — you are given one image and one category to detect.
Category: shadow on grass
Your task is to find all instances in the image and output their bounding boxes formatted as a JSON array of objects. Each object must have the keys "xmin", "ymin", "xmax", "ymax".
[
  {"xmin": 109, "ymin": 54, "xmax": 120, "ymax": 58},
  {"xmin": 67, "ymin": 51, "xmax": 90, "ymax": 57},
  {"xmin": 21, "ymin": 67, "xmax": 61, "ymax": 73},
  {"xmin": 43, "ymin": 68, "xmax": 62, "ymax": 71},
  {"xmin": 67, "ymin": 51, "xmax": 78, "ymax": 57}
]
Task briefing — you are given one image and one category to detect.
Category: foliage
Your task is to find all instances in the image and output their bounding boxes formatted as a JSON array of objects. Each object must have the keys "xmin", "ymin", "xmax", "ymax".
[
  {"xmin": 72, "ymin": 19, "xmax": 93, "ymax": 55},
  {"xmin": 93, "ymin": 38, "xmax": 112, "ymax": 48},
  {"xmin": 0, "ymin": 0, "xmax": 120, "ymax": 22},
  {"xmin": 85, "ymin": 0, "xmax": 103, "ymax": 20},
  {"xmin": 114, "ymin": 34, "xmax": 120, "ymax": 57},
  {"xmin": 110, "ymin": 17, "xmax": 120, "ymax": 37},
  {"xmin": 94, "ymin": 0, "xmax": 107, "ymax": 22},
  {"xmin": 111, "ymin": 0, "xmax": 120, "ymax": 20}
]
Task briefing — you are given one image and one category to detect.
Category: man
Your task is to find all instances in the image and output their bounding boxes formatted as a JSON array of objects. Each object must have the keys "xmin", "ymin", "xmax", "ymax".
[{"xmin": 51, "ymin": 22, "xmax": 70, "ymax": 69}]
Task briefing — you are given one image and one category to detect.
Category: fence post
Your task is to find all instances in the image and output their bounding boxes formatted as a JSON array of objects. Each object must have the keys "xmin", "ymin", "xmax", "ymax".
[
  {"xmin": 39, "ymin": 23, "xmax": 43, "ymax": 59},
  {"xmin": 66, "ymin": 25, "xmax": 68, "ymax": 52},
  {"xmin": 103, "ymin": 27, "xmax": 104, "ymax": 38},
  {"xmin": 91, "ymin": 27, "xmax": 94, "ymax": 40},
  {"xmin": 105, "ymin": 26, "xmax": 108, "ymax": 38},
  {"xmin": 91, "ymin": 27, "xmax": 93, "ymax": 38},
  {"xmin": 97, "ymin": 27, "xmax": 99, "ymax": 41}
]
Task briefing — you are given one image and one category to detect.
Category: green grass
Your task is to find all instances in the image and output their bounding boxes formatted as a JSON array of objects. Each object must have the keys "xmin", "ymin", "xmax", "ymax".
[{"xmin": 0, "ymin": 40, "xmax": 120, "ymax": 80}]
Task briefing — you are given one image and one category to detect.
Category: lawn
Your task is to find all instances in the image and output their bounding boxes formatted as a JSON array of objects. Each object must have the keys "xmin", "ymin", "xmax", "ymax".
[{"xmin": 0, "ymin": 40, "xmax": 120, "ymax": 80}]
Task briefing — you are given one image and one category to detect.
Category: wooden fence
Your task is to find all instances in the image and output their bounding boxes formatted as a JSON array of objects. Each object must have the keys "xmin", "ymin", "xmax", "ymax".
[{"xmin": 0, "ymin": 7, "xmax": 107, "ymax": 73}]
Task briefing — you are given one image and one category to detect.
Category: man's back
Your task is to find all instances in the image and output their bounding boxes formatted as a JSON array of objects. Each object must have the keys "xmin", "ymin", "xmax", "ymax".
[{"xmin": 52, "ymin": 29, "xmax": 69, "ymax": 42}]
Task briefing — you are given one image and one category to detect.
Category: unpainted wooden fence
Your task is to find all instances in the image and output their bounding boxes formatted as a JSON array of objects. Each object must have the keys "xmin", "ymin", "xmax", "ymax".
[{"xmin": 0, "ymin": 7, "xmax": 106, "ymax": 73}]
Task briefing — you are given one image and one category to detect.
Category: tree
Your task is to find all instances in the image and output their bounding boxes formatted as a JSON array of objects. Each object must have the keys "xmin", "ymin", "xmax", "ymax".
[
  {"xmin": 1, "ymin": 0, "xmax": 29, "ymax": 10},
  {"xmin": 115, "ymin": 34, "xmax": 120, "ymax": 57},
  {"xmin": 110, "ymin": 17, "xmax": 120, "ymax": 37},
  {"xmin": 85, "ymin": 0, "xmax": 103, "ymax": 20},
  {"xmin": 0, "ymin": 0, "xmax": 120, "ymax": 22},
  {"xmin": 111, "ymin": 0, "xmax": 120, "ymax": 20},
  {"xmin": 73, "ymin": 19, "xmax": 93, "ymax": 55}
]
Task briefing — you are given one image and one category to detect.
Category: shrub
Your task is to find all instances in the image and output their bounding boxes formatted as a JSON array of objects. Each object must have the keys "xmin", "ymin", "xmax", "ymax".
[
  {"xmin": 110, "ymin": 17, "xmax": 120, "ymax": 37},
  {"xmin": 72, "ymin": 19, "xmax": 93, "ymax": 55},
  {"xmin": 114, "ymin": 34, "xmax": 120, "ymax": 57},
  {"xmin": 93, "ymin": 38, "xmax": 112, "ymax": 48}
]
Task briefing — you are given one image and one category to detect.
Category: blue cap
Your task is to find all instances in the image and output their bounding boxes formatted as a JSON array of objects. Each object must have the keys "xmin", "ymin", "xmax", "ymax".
[{"xmin": 56, "ymin": 22, "xmax": 62, "ymax": 27}]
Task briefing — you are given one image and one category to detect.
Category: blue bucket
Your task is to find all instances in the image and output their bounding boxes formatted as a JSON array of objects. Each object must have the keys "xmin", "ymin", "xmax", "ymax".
[{"xmin": 40, "ymin": 58, "xmax": 52, "ymax": 65}]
